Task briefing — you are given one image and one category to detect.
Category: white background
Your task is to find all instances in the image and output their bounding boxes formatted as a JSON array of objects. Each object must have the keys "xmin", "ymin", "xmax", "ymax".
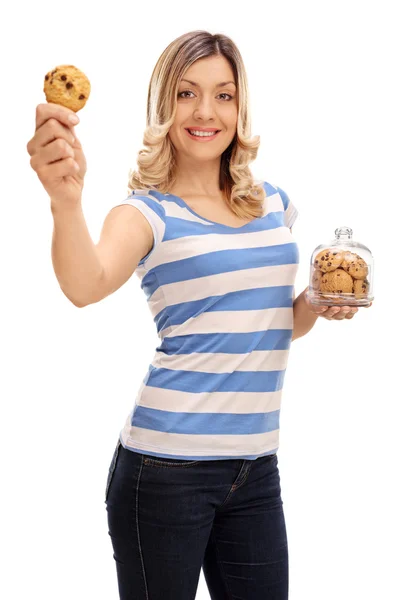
[{"xmin": 1, "ymin": 0, "xmax": 399, "ymax": 598}]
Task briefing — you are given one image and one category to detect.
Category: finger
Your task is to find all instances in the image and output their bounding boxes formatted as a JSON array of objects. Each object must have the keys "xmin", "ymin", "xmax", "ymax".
[
  {"xmin": 337, "ymin": 306, "xmax": 352, "ymax": 319},
  {"xmin": 324, "ymin": 308, "xmax": 341, "ymax": 320},
  {"xmin": 334, "ymin": 311, "xmax": 349, "ymax": 320},
  {"xmin": 27, "ymin": 117, "xmax": 76, "ymax": 157},
  {"xmin": 330, "ymin": 309, "xmax": 347, "ymax": 320},
  {"xmin": 313, "ymin": 306, "xmax": 329, "ymax": 314},
  {"xmin": 338, "ymin": 305, "xmax": 360, "ymax": 319},
  {"xmin": 336, "ymin": 307, "xmax": 357, "ymax": 320},
  {"xmin": 30, "ymin": 137, "xmax": 75, "ymax": 172},
  {"xmin": 36, "ymin": 156, "xmax": 80, "ymax": 181},
  {"xmin": 35, "ymin": 102, "xmax": 79, "ymax": 134}
]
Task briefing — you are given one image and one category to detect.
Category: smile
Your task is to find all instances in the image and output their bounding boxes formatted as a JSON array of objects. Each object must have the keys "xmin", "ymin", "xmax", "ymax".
[{"xmin": 185, "ymin": 128, "xmax": 221, "ymax": 142}]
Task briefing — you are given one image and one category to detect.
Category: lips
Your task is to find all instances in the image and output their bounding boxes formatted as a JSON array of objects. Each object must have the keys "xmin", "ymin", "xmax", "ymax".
[
  {"xmin": 185, "ymin": 129, "xmax": 221, "ymax": 142},
  {"xmin": 185, "ymin": 128, "xmax": 221, "ymax": 133}
]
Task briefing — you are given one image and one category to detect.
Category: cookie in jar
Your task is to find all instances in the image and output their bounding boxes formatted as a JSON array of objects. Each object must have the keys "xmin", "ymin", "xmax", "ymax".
[{"xmin": 306, "ymin": 227, "xmax": 374, "ymax": 307}]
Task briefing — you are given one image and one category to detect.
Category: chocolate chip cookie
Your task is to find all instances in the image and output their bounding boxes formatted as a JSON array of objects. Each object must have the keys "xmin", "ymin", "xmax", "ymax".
[
  {"xmin": 44, "ymin": 65, "xmax": 90, "ymax": 112},
  {"xmin": 340, "ymin": 252, "xmax": 368, "ymax": 280},
  {"xmin": 353, "ymin": 278, "xmax": 369, "ymax": 297},
  {"xmin": 320, "ymin": 269, "xmax": 354, "ymax": 294},
  {"xmin": 314, "ymin": 249, "xmax": 344, "ymax": 273}
]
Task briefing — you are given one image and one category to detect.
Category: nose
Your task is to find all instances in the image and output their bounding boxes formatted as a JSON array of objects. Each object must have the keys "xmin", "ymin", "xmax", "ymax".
[{"xmin": 193, "ymin": 95, "xmax": 217, "ymax": 121}]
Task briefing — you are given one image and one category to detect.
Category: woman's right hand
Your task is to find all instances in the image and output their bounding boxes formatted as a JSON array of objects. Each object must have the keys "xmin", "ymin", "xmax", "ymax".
[{"xmin": 27, "ymin": 103, "xmax": 88, "ymax": 209}]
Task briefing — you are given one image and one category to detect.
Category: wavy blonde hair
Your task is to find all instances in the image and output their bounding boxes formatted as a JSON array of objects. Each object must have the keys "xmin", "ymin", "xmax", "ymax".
[{"xmin": 128, "ymin": 30, "xmax": 266, "ymax": 220}]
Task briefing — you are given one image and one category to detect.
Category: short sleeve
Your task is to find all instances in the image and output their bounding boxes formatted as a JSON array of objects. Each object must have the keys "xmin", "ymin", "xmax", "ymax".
[
  {"xmin": 111, "ymin": 191, "xmax": 166, "ymax": 268},
  {"xmin": 276, "ymin": 186, "xmax": 299, "ymax": 229}
]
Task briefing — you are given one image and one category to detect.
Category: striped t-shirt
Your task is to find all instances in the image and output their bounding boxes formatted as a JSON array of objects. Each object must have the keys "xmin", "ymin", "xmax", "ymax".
[{"xmin": 113, "ymin": 181, "xmax": 299, "ymax": 461}]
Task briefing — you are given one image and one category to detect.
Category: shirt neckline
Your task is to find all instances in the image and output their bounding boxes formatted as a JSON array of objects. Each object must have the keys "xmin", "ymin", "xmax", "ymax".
[{"xmin": 164, "ymin": 193, "xmax": 260, "ymax": 230}]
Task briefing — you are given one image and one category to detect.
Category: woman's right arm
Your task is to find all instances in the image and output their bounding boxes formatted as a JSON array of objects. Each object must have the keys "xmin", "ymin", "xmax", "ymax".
[
  {"xmin": 27, "ymin": 103, "xmax": 153, "ymax": 308},
  {"xmin": 51, "ymin": 202, "xmax": 154, "ymax": 308}
]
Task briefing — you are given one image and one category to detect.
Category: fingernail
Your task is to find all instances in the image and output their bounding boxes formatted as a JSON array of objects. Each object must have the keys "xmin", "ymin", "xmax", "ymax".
[{"xmin": 68, "ymin": 114, "xmax": 79, "ymax": 124}]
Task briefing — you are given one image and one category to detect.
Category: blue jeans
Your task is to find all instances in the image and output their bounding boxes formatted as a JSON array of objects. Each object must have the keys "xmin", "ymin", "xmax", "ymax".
[{"xmin": 105, "ymin": 439, "xmax": 289, "ymax": 599}]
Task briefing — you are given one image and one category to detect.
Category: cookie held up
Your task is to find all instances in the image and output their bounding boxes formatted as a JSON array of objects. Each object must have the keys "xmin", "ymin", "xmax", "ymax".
[{"xmin": 44, "ymin": 65, "xmax": 91, "ymax": 112}]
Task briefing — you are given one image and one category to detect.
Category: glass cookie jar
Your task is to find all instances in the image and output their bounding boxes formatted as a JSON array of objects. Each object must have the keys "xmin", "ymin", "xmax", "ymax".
[{"xmin": 306, "ymin": 226, "xmax": 374, "ymax": 307}]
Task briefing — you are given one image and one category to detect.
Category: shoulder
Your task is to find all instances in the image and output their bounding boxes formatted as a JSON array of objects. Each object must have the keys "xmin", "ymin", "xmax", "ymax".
[
  {"xmin": 261, "ymin": 180, "xmax": 298, "ymax": 230},
  {"xmin": 260, "ymin": 180, "xmax": 293, "ymax": 214},
  {"xmin": 274, "ymin": 185, "xmax": 291, "ymax": 210},
  {"xmin": 258, "ymin": 180, "xmax": 280, "ymax": 197},
  {"xmin": 129, "ymin": 189, "xmax": 166, "ymax": 220},
  {"xmin": 260, "ymin": 181, "xmax": 289, "ymax": 204}
]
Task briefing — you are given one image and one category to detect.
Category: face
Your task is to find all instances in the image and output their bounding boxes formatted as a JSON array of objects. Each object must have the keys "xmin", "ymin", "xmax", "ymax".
[{"xmin": 168, "ymin": 55, "xmax": 238, "ymax": 164}]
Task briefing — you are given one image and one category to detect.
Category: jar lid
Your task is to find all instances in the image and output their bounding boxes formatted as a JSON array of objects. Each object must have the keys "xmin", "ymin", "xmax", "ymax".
[{"xmin": 334, "ymin": 226, "xmax": 353, "ymax": 239}]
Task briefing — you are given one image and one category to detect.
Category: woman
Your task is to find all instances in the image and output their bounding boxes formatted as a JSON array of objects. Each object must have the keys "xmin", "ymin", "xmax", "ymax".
[{"xmin": 27, "ymin": 29, "xmax": 369, "ymax": 600}]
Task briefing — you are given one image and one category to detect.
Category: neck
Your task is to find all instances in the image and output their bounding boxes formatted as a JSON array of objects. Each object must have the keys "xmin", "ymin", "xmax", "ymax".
[{"xmin": 172, "ymin": 156, "xmax": 222, "ymax": 197}]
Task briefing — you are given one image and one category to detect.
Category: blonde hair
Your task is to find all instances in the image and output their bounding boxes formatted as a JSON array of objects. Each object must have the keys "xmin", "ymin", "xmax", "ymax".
[{"xmin": 128, "ymin": 30, "xmax": 266, "ymax": 220}]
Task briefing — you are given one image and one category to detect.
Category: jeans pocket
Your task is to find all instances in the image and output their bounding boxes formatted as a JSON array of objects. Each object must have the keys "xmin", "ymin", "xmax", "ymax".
[
  {"xmin": 143, "ymin": 455, "xmax": 200, "ymax": 468},
  {"xmin": 105, "ymin": 439, "xmax": 121, "ymax": 502}
]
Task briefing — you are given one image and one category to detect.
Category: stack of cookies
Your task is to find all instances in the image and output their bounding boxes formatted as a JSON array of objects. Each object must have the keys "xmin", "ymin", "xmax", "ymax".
[{"xmin": 311, "ymin": 249, "xmax": 369, "ymax": 300}]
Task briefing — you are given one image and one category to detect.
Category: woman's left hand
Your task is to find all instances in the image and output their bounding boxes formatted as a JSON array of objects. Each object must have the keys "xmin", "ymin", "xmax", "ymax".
[{"xmin": 304, "ymin": 287, "xmax": 373, "ymax": 320}]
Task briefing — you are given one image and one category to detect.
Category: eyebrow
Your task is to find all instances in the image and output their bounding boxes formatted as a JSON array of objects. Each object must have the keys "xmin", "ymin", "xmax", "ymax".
[{"xmin": 181, "ymin": 79, "xmax": 236, "ymax": 88}]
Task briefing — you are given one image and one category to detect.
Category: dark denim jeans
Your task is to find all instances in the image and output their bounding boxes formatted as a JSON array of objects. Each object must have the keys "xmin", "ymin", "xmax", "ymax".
[{"xmin": 105, "ymin": 439, "xmax": 289, "ymax": 599}]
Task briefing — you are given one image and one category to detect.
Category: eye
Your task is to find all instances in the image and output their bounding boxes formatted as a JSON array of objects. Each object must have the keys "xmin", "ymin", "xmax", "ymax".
[
  {"xmin": 219, "ymin": 93, "xmax": 234, "ymax": 101},
  {"xmin": 178, "ymin": 90, "xmax": 195, "ymax": 99},
  {"xmin": 178, "ymin": 90, "xmax": 234, "ymax": 101}
]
